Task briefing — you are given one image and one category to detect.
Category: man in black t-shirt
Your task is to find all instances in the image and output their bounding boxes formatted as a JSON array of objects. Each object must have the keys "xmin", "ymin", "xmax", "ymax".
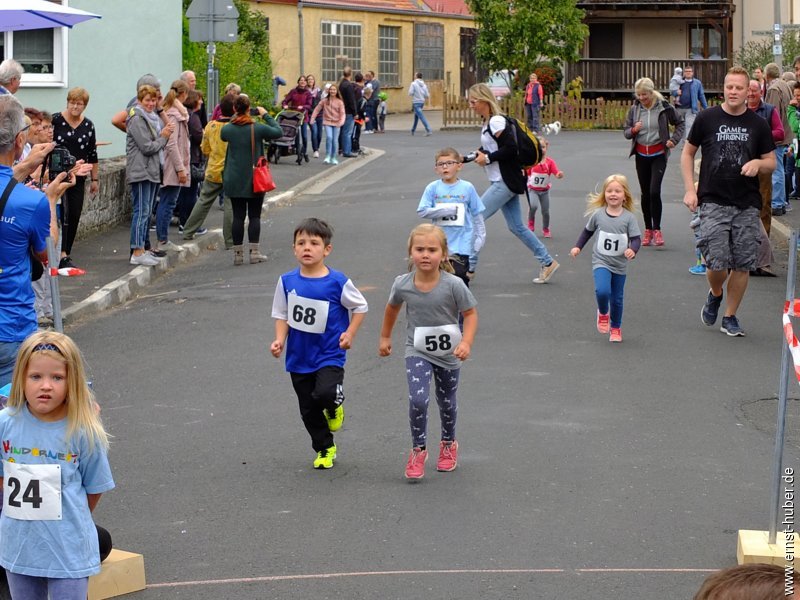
[{"xmin": 681, "ymin": 66, "xmax": 776, "ymax": 337}]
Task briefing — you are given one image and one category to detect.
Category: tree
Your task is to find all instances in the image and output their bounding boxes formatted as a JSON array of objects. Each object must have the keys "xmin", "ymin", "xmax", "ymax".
[
  {"xmin": 466, "ymin": 0, "xmax": 587, "ymax": 82},
  {"xmin": 734, "ymin": 32, "xmax": 800, "ymax": 74},
  {"xmin": 182, "ymin": 0, "xmax": 274, "ymax": 107}
]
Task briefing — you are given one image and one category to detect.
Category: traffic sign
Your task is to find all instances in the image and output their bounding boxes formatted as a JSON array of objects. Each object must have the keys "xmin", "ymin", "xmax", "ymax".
[{"xmin": 186, "ymin": 0, "xmax": 239, "ymax": 43}]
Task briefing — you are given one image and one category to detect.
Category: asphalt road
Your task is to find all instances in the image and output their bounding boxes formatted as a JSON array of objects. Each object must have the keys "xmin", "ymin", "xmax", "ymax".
[{"xmin": 67, "ymin": 130, "xmax": 799, "ymax": 599}]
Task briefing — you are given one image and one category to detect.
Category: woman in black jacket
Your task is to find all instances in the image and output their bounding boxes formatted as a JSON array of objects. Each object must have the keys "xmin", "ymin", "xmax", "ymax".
[
  {"xmin": 468, "ymin": 83, "xmax": 559, "ymax": 284},
  {"xmin": 623, "ymin": 77, "xmax": 685, "ymax": 246}
]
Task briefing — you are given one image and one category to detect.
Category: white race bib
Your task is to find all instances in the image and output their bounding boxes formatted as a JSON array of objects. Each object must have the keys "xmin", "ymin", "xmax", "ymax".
[
  {"xmin": 287, "ymin": 293, "xmax": 329, "ymax": 334},
  {"xmin": 3, "ymin": 461, "xmax": 62, "ymax": 521},
  {"xmin": 413, "ymin": 324, "xmax": 462, "ymax": 357},
  {"xmin": 597, "ymin": 231, "xmax": 628, "ymax": 257},
  {"xmin": 529, "ymin": 173, "xmax": 550, "ymax": 189},
  {"xmin": 433, "ymin": 203, "xmax": 465, "ymax": 227}
]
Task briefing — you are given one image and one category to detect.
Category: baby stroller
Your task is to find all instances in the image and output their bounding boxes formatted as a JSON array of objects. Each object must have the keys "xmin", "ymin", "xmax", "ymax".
[{"xmin": 268, "ymin": 109, "xmax": 305, "ymax": 165}]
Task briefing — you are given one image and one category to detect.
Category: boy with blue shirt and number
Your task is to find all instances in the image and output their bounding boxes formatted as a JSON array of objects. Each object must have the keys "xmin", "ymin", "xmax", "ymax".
[
  {"xmin": 417, "ymin": 148, "xmax": 486, "ymax": 285},
  {"xmin": 270, "ymin": 218, "xmax": 368, "ymax": 469}
]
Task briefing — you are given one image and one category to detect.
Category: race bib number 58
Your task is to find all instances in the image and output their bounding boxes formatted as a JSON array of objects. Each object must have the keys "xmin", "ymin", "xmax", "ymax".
[
  {"xmin": 288, "ymin": 293, "xmax": 329, "ymax": 334},
  {"xmin": 413, "ymin": 324, "xmax": 462, "ymax": 357},
  {"xmin": 3, "ymin": 461, "xmax": 62, "ymax": 520}
]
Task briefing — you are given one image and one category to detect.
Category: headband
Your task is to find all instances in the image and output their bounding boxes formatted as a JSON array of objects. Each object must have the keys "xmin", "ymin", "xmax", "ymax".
[{"xmin": 33, "ymin": 343, "xmax": 63, "ymax": 355}]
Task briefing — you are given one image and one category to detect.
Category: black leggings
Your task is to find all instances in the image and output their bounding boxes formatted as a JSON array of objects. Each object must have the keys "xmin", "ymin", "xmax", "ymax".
[
  {"xmin": 230, "ymin": 196, "xmax": 263, "ymax": 245},
  {"xmin": 60, "ymin": 176, "xmax": 86, "ymax": 256},
  {"xmin": 634, "ymin": 153, "xmax": 666, "ymax": 230}
]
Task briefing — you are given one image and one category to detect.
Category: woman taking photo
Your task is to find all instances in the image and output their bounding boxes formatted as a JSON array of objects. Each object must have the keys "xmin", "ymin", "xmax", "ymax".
[
  {"xmin": 158, "ymin": 79, "xmax": 191, "ymax": 253},
  {"xmin": 623, "ymin": 77, "xmax": 684, "ymax": 246},
  {"xmin": 468, "ymin": 83, "xmax": 559, "ymax": 284},
  {"xmin": 125, "ymin": 85, "xmax": 174, "ymax": 266},
  {"xmin": 52, "ymin": 87, "xmax": 99, "ymax": 270},
  {"xmin": 221, "ymin": 94, "xmax": 281, "ymax": 265}
]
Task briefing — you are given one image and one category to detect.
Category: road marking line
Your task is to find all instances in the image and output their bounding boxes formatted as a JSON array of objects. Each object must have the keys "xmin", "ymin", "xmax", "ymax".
[{"xmin": 148, "ymin": 567, "xmax": 717, "ymax": 588}]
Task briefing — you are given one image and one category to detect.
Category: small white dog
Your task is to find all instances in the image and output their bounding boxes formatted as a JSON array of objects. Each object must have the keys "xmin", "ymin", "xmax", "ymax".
[{"xmin": 541, "ymin": 121, "xmax": 561, "ymax": 135}]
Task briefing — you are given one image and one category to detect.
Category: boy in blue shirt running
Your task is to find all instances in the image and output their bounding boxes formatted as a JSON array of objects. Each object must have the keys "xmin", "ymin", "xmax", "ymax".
[{"xmin": 271, "ymin": 218, "xmax": 368, "ymax": 469}]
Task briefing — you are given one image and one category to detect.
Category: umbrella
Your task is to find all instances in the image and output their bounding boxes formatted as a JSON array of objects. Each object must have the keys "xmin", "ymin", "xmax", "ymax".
[{"xmin": 0, "ymin": 0, "xmax": 100, "ymax": 33}]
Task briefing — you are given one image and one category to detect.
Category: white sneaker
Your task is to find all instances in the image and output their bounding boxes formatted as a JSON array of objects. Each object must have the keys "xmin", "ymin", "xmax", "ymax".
[
  {"xmin": 313, "ymin": 151, "xmax": 319, "ymax": 158},
  {"xmin": 158, "ymin": 240, "xmax": 186, "ymax": 253},
  {"xmin": 130, "ymin": 253, "xmax": 159, "ymax": 266}
]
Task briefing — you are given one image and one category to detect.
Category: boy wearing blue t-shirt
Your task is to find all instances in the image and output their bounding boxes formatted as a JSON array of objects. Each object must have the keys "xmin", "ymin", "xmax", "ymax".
[
  {"xmin": 417, "ymin": 147, "xmax": 486, "ymax": 285},
  {"xmin": 271, "ymin": 218, "xmax": 368, "ymax": 469}
]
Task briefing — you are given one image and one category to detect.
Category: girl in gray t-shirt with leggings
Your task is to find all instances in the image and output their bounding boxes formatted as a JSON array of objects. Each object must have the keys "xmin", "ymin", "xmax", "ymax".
[
  {"xmin": 379, "ymin": 224, "xmax": 478, "ymax": 481},
  {"xmin": 570, "ymin": 174, "xmax": 641, "ymax": 343}
]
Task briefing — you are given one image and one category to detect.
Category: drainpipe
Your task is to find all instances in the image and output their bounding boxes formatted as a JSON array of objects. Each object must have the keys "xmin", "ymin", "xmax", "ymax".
[{"xmin": 298, "ymin": 0, "xmax": 305, "ymax": 76}]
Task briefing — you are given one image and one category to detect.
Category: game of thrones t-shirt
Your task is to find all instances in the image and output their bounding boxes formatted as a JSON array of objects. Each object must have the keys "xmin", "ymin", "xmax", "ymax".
[{"xmin": 688, "ymin": 105, "xmax": 775, "ymax": 210}]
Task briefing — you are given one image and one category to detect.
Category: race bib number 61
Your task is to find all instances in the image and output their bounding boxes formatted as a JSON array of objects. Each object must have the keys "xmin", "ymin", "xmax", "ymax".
[
  {"xmin": 3, "ymin": 461, "xmax": 62, "ymax": 520},
  {"xmin": 597, "ymin": 231, "xmax": 628, "ymax": 257}
]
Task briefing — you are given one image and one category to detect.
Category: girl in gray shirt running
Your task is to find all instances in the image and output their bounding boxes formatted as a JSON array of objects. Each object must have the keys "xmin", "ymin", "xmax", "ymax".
[
  {"xmin": 570, "ymin": 174, "xmax": 641, "ymax": 343},
  {"xmin": 379, "ymin": 224, "xmax": 477, "ymax": 481}
]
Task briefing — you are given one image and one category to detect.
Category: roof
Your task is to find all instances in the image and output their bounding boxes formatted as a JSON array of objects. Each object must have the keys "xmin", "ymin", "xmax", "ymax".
[{"xmin": 253, "ymin": 0, "xmax": 472, "ymax": 17}]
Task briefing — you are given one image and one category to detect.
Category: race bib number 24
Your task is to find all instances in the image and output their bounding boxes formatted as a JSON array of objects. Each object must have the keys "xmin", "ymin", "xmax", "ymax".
[{"xmin": 3, "ymin": 461, "xmax": 62, "ymax": 521}]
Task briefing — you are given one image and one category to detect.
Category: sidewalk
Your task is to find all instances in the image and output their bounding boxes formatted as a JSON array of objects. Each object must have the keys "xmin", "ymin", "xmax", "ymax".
[{"xmin": 58, "ymin": 142, "xmax": 384, "ymax": 324}]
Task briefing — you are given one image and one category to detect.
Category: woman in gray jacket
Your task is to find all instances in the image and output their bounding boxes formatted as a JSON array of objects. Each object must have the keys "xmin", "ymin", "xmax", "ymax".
[
  {"xmin": 623, "ymin": 77, "xmax": 684, "ymax": 247},
  {"xmin": 408, "ymin": 72, "xmax": 432, "ymax": 136},
  {"xmin": 126, "ymin": 84, "xmax": 174, "ymax": 266}
]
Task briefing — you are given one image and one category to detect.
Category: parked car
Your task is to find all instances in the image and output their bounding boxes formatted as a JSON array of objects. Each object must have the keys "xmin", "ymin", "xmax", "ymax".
[{"xmin": 486, "ymin": 70, "xmax": 513, "ymax": 99}]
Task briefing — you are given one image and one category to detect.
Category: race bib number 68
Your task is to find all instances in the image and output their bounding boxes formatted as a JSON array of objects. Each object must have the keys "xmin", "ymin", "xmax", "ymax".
[
  {"xmin": 3, "ymin": 461, "xmax": 62, "ymax": 521},
  {"xmin": 288, "ymin": 293, "xmax": 330, "ymax": 334}
]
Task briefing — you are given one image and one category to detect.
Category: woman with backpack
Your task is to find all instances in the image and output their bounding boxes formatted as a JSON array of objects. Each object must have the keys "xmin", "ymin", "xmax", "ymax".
[{"xmin": 467, "ymin": 83, "xmax": 559, "ymax": 284}]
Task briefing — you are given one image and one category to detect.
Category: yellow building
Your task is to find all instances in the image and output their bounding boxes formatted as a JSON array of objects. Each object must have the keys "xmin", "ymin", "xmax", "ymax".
[{"xmin": 250, "ymin": 0, "xmax": 478, "ymax": 110}]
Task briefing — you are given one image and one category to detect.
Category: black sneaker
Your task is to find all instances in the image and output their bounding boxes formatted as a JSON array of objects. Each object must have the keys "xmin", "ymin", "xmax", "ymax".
[
  {"xmin": 148, "ymin": 248, "xmax": 167, "ymax": 258},
  {"xmin": 58, "ymin": 256, "xmax": 76, "ymax": 269},
  {"xmin": 701, "ymin": 290, "xmax": 723, "ymax": 326},
  {"xmin": 720, "ymin": 315, "xmax": 745, "ymax": 337}
]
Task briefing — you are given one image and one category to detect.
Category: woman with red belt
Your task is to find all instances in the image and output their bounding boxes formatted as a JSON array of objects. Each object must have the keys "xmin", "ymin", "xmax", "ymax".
[{"xmin": 623, "ymin": 77, "xmax": 684, "ymax": 246}]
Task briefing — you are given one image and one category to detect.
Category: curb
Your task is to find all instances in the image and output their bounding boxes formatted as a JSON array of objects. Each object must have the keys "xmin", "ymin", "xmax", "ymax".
[{"xmin": 61, "ymin": 148, "xmax": 385, "ymax": 323}]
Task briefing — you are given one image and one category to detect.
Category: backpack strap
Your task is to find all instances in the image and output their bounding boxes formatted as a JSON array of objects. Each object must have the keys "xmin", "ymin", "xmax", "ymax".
[{"xmin": 0, "ymin": 176, "xmax": 18, "ymax": 220}]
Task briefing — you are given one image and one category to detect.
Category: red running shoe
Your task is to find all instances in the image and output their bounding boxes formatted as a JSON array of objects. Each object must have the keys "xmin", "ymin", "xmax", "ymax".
[
  {"xmin": 405, "ymin": 448, "xmax": 428, "ymax": 480},
  {"xmin": 609, "ymin": 327, "xmax": 622, "ymax": 343},
  {"xmin": 642, "ymin": 229, "xmax": 652, "ymax": 246},
  {"xmin": 527, "ymin": 218, "xmax": 535, "ymax": 232},
  {"xmin": 653, "ymin": 230, "xmax": 664, "ymax": 246},
  {"xmin": 597, "ymin": 311, "xmax": 610, "ymax": 334},
  {"xmin": 437, "ymin": 440, "xmax": 459, "ymax": 472}
]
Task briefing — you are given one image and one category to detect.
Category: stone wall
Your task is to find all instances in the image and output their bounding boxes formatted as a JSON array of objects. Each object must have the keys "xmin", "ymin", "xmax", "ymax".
[{"xmin": 75, "ymin": 156, "xmax": 130, "ymax": 239}]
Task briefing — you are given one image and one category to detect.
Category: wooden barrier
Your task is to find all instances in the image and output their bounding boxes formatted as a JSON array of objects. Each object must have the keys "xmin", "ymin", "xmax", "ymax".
[
  {"xmin": 443, "ymin": 91, "xmax": 634, "ymax": 131},
  {"xmin": 87, "ymin": 549, "xmax": 146, "ymax": 600}
]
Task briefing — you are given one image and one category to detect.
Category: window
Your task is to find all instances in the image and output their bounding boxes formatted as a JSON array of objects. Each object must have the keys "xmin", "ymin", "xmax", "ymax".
[
  {"xmin": 378, "ymin": 26, "xmax": 400, "ymax": 87},
  {"xmin": 414, "ymin": 23, "xmax": 444, "ymax": 81},
  {"xmin": 321, "ymin": 21, "xmax": 362, "ymax": 83},
  {"xmin": 1, "ymin": 0, "xmax": 67, "ymax": 87},
  {"xmin": 689, "ymin": 24, "xmax": 723, "ymax": 59}
]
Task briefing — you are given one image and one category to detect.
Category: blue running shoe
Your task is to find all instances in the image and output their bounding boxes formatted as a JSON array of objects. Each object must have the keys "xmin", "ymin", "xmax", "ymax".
[
  {"xmin": 689, "ymin": 264, "xmax": 706, "ymax": 275},
  {"xmin": 720, "ymin": 315, "xmax": 745, "ymax": 337},
  {"xmin": 701, "ymin": 290, "xmax": 723, "ymax": 326}
]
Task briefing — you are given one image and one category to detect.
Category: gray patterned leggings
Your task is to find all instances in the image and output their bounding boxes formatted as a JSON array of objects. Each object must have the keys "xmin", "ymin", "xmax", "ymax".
[{"xmin": 405, "ymin": 356, "xmax": 460, "ymax": 448}]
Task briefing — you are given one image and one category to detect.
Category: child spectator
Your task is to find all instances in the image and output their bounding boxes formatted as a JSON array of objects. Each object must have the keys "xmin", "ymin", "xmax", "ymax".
[{"xmin": 377, "ymin": 92, "xmax": 387, "ymax": 133}]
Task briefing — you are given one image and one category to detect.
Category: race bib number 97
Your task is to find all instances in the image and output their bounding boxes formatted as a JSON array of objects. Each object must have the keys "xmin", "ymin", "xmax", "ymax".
[
  {"xmin": 288, "ymin": 293, "xmax": 330, "ymax": 334},
  {"xmin": 413, "ymin": 324, "xmax": 462, "ymax": 357},
  {"xmin": 433, "ymin": 203, "xmax": 466, "ymax": 227},
  {"xmin": 597, "ymin": 231, "xmax": 628, "ymax": 257},
  {"xmin": 529, "ymin": 174, "xmax": 549, "ymax": 188},
  {"xmin": 3, "ymin": 461, "xmax": 62, "ymax": 521}
]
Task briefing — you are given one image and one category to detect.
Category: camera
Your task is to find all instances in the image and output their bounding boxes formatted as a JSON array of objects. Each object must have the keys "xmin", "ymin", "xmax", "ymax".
[
  {"xmin": 48, "ymin": 147, "xmax": 77, "ymax": 182},
  {"xmin": 462, "ymin": 151, "xmax": 477, "ymax": 163}
]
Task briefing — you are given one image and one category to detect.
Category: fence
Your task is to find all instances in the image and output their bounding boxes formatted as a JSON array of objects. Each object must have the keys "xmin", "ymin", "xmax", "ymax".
[{"xmin": 443, "ymin": 92, "xmax": 634, "ymax": 130}]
